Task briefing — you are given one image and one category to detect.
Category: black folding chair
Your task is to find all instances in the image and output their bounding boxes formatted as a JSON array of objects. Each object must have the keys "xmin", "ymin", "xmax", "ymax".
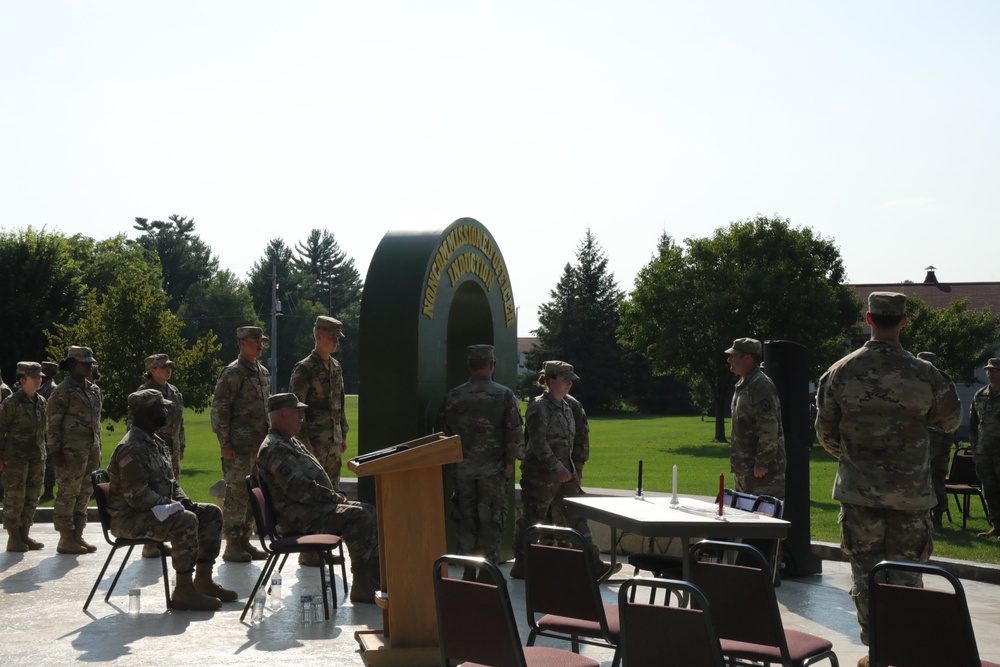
[
  {"xmin": 945, "ymin": 447, "xmax": 989, "ymax": 529},
  {"xmin": 241, "ymin": 475, "xmax": 347, "ymax": 622},
  {"xmin": 618, "ymin": 577, "xmax": 725, "ymax": 667},
  {"xmin": 869, "ymin": 560, "xmax": 1000, "ymax": 667},
  {"xmin": 83, "ymin": 469, "xmax": 172, "ymax": 611},
  {"xmin": 434, "ymin": 554, "xmax": 599, "ymax": 667}
]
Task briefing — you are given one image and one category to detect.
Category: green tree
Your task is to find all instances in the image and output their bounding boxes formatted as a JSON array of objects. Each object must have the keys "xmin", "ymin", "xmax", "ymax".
[
  {"xmin": 178, "ymin": 269, "xmax": 261, "ymax": 363},
  {"xmin": 46, "ymin": 273, "xmax": 222, "ymax": 421},
  {"xmin": 901, "ymin": 296, "xmax": 1000, "ymax": 383},
  {"xmin": 132, "ymin": 215, "xmax": 220, "ymax": 312},
  {"xmin": 292, "ymin": 229, "xmax": 363, "ymax": 392},
  {"xmin": 619, "ymin": 217, "xmax": 862, "ymax": 441},
  {"xmin": 0, "ymin": 228, "xmax": 84, "ymax": 380},
  {"xmin": 526, "ymin": 229, "xmax": 625, "ymax": 413},
  {"xmin": 247, "ymin": 238, "xmax": 315, "ymax": 391}
]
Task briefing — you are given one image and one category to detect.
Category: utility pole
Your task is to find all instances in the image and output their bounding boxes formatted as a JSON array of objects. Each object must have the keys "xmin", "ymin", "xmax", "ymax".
[{"xmin": 269, "ymin": 261, "xmax": 281, "ymax": 393}]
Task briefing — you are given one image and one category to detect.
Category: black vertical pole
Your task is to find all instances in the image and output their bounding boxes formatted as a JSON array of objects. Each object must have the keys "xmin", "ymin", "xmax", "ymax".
[{"xmin": 763, "ymin": 340, "xmax": 823, "ymax": 577}]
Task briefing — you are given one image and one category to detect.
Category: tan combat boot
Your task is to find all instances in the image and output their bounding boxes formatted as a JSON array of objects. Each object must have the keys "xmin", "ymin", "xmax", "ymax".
[
  {"xmin": 6, "ymin": 527, "xmax": 29, "ymax": 552},
  {"xmin": 73, "ymin": 517, "xmax": 98, "ymax": 553},
  {"xmin": 20, "ymin": 525, "xmax": 44, "ymax": 550},
  {"xmin": 194, "ymin": 562, "xmax": 239, "ymax": 602},
  {"xmin": 240, "ymin": 535, "xmax": 267, "ymax": 561},
  {"xmin": 349, "ymin": 557, "xmax": 380, "ymax": 604},
  {"xmin": 222, "ymin": 538, "xmax": 251, "ymax": 563},
  {"xmin": 171, "ymin": 570, "xmax": 222, "ymax": 611},
  {"xmin": 57, "ymin": 530, "xmax": 89, "ymax": 554},
  {"xmin": 299, "ymin": 551, "xmax": 323, "ymax": 567},
  {"xmin": 142, "ymin": 542, "xmax": 172, "ymax": 558}
]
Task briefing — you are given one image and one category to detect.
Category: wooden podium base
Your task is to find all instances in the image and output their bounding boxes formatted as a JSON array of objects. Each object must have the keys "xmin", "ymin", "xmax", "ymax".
[{"xmin": 355, "ymin": 630, "xmax": 440, "ymax": 667}]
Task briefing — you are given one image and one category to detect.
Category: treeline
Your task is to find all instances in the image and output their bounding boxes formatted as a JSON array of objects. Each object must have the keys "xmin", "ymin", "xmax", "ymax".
[
  {"xmin": 0, "ymin": 217, "xmax": 361, "ymax": 421},
  {"xmin": 3, "ymin": 214, "xmax": 998, "ymax": 436},
  {"xmin": 522, "ymin": 216, "xmax": 1000, "ymax": 442}
]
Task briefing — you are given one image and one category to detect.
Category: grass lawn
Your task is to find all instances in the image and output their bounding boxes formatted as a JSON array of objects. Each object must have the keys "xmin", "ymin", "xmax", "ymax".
[{"xmin": 44, "ymin": 397, "xmax": 999, "ymax": 565}]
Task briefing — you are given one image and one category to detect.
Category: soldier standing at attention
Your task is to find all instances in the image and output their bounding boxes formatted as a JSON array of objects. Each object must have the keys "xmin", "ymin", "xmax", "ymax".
[
  {"xmin": 108, "ymin": 389, "xmax": 237, "ymax": 610},
  {"xmin": 436, "ymin": 344, "xmax": 524, "ymax": 579},
  {"xmin": 211, "ymin": 326, "xmax": 270, "ymax": 562},
  {"xmin": 47, "ymin": 345, "xmax": 103, "ymax": 555},
  {"xmin": 509, "ymin": 361, "xmax": 616, "ymax": 580},
  {"xmin": 289, "ymin": 316, "xmax": 349, "ymax": 490},
  {"xmin": 916, "ymin": 351, "xmax": 957, "ymax": 530},
  {"xmin": 816, "ymin": 292, "xmax": 961, "ymax": 667},
  {"xmin": 256, "ymin": 393, "xmax": 380, "ymax": 604},
  {"xmin": 969, "ymin": 357, "xmax": 1000, "ymax": 538},
  {"xmin": 725, "ymin": 337, "xmax": 787, "ymax": 499},
  {"xmin": 0, "ymin": 362, "xmax": 48, "ymax": 551},
  {"xmin": 38, "ymin": 361, "xmax": 59, "ymax": 503}
]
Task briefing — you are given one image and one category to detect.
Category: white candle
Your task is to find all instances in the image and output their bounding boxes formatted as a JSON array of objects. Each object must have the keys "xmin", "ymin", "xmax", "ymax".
[{"xmin": 672, "ymin": 464, "xmax": 678, "ymax": 497}]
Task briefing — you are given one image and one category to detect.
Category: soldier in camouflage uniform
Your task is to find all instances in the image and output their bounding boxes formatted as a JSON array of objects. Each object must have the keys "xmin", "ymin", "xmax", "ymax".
[
  {"xmin": 211, "ymin": 326, "xmax": 270, "ymax": 562},
  {"xmin": 38, "ymin": 361, "xmax": 59, "ymax": 503},
  {"xmin": 0, "ymin": 370, "xmax": 10, "ymax": 504},
  {"xmin": 0, "ymin": 362, "xmax": 47, "ymax": 551},
  {"xmin": 109, "ymin": 389, "xmax": 237, "ymax": 611},
  {"xmin": 289, "ymin": 315, "xmax": 349, "ymax": 490},
  {"xmin": 130, "ymin": 353, "xmax": 187, "ymax": 558},
  {"xmin": 969, "ymin": 357, "xmax": 1000, "ymax": 538},
  {"xmin": 47, "ymin": 346, "xmax": 103, "ymax": 555},
  {"xmin": 436, "ymin": 344, "xmax": 523, "ymax": 578},
  {"xmin": 816, "ymin": 292, "xmax": 961, "ymax": 666},
  {"xmin": 916, "ymin": 352, "xmax": 956, "ymax": 530},
  {"xmin": 509, "ymin": 361, "xmax": 617, "ymax": 580},
  {"xmin": 725, "ymin": 337, "xmax": 787, "ymax": 499},
  {"xmin": 256, "ymin": 393, "xmax": 380, "ymax": 604}
]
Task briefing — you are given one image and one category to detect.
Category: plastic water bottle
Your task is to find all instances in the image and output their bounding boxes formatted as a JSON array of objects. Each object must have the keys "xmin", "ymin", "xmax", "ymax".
[
  {"xmin": 269, "ymin": 574, "xmax": 282, "ymax": 610},
  {"xmin": 128, "ymin": 578, "xmax": 141, "ymax": 615},
  {"xmin": 300, "ymin": 589, "xmax": 315, "ymax": 623},
  {"xmin": 251, "ymin": 593, "xmax": 266, "ymax": 624}
]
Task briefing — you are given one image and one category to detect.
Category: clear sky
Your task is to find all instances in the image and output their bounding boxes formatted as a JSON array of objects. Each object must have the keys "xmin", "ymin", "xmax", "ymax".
[{"xmin": 2, "ymin": 2, "xmax": 997, "ymax": 336}]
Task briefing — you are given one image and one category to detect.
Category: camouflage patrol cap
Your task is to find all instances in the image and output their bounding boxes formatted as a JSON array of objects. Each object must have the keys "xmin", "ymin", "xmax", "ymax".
[
  {"xmin": 984, "ymin": 358, "xmax": 1000, "ymax": 370},
  {"xmin": 315, "ymin": 315, "xmax": 345, "ymax": 339},
  {"xmin": 543, "ymin": 360, "xmax": 580, "ymax": 381},
  {"xmin": 41, "ymin": 361, "xmax": 58, "ymax": 375},
  {"xmin": 868, "ymin": 291, "xmax": 907, "ymax": 316},
  {"xmin": 467, "ymin": 344, "xmax": 495, "ymax": 362},
  {"xmin": 917, "ymin": 351, "xmax": 937, "ymax": 364},
  {"xmin": 128, "ymin": 388, "xmax": 172, "ymax": 411},
  {"xmin": 65, "ymin": 345, "xmax": 96, "ymax": 363},
  {"xmin": 724, "ymin": 338, "xmax": 762, "ymax": 356},
  {"xmin": 268, "ymin": 392, "xmax": 308, "ymax": 412},
  {"xmin": 144, "ymin": 353, "xmax": 175, "ymax": 370},
  {"xmin": 16, "ymin": 361, "xmax": 42, "ymax": 378},
  {"xmin": 237, "ymin": 326, "xmax": 269, "ymax": 341}
]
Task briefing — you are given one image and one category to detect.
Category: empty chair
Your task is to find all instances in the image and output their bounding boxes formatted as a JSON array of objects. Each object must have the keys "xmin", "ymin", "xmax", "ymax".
[
  {"xmin": 868, "ymin": 560, "xmax": 1000, "ymax": 667},
  {"xmin": 84, "ymin": 469, "xmax": 172, "ymax": 611},
  {"xmin": 618, "ymin": 577, "xmax": 725, "ymax": 667},
  {"xmin": 524, "ymin": 525, "xmax": 620, "ymax": 666},
  {"xmin": 689, "ymin": 540, "xmax": 838, "ymax": 667},
  {"xmin": 433, "ymin": 554, "xmax": 599, "ymax": 667},
  {"xmin": 945, "ymin": 446, "xmax": 989, "ymax": 530},
  {"xmin": 241, "ymin": 475, "xmax": 347, "ymax": 622}
]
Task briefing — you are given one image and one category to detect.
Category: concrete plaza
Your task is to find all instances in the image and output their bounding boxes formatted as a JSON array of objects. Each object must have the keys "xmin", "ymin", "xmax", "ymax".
[{"xmin": 3, "ymin": 522, "xmax": 1000, "ymax": 666}]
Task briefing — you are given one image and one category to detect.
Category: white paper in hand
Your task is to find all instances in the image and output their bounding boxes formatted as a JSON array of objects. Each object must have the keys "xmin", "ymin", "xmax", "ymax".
[{"xmin": 152, "ymin": 502, "xmax": 184, "ymax": 522}]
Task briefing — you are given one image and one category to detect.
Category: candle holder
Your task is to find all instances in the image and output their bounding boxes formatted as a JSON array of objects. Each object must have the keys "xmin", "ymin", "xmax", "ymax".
[{"xmin": 669, "ymin": 464, "xmax": 680, "ymax": 508}]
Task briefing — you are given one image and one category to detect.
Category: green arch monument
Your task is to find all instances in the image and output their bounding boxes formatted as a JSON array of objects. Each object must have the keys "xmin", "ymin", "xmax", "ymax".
[{"xmin": 357, "ymin": 217, "xmax": 518, "ymax": 500}]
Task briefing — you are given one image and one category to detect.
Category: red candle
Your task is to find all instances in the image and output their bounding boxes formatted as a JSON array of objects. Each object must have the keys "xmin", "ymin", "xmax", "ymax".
[{"xmin": 718, "ymin": 474, "xmax": 724, "ymax": 516}]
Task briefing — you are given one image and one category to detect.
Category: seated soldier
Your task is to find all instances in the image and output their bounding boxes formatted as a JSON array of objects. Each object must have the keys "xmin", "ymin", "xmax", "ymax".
[
  {"xmin": 256, "ymin": 393, "xmax": 380, "ymax": 604},
  {"xmin": 108, "ymin": 389, "xmax": 238, "ymax": 611}
]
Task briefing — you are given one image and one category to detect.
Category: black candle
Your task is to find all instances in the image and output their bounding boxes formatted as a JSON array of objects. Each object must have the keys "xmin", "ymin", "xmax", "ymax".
[{"xmin": 637, "ymin": 460, "xmax": 643, "ymax": 492}]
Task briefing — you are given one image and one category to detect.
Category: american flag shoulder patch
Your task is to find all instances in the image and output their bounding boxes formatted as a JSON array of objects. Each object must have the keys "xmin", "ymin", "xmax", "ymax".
[{"xmin": 120, "ymin": 453, "xmax": 134, "ymax": 468}]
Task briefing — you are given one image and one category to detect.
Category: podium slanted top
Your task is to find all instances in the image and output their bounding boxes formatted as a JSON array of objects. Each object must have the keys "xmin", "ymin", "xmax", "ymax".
[{"xmin": 348, "ymin": 432, "xmax": 462, "ymax": 477}]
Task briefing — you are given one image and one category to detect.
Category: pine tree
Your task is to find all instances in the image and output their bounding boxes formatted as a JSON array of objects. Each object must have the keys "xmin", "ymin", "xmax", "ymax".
[{"xmin": 527, "ymin": 229, "xmax": 624, "ymax": 413}]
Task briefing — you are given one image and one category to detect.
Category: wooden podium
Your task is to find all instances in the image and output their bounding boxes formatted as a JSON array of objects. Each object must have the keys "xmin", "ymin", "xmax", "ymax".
[{"xmin": 349, "ymin": 432, "xmax": 462, "ymax": 667}]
